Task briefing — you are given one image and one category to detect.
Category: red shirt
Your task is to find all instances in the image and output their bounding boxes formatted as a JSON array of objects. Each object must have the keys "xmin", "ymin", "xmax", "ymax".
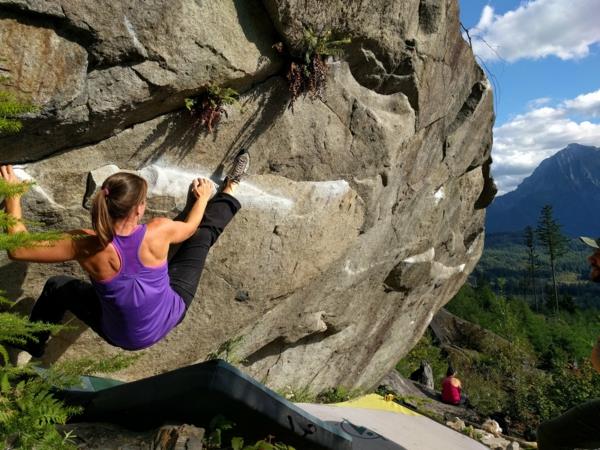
[{"xmin": 441, "ymin": 376, "xmax": 462, "ymax": 404}]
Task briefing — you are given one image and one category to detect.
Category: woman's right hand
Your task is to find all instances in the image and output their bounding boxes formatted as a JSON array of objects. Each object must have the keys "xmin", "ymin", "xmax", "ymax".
[{"xmin": 191, "ymin": 177, "xmax": 214, "ymax": 200}]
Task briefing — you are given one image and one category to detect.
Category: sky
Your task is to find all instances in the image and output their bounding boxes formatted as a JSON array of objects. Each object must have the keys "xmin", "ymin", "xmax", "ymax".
[{"xmin": 458, "ymin": 0, "xmax": 600, "ymax": 194}]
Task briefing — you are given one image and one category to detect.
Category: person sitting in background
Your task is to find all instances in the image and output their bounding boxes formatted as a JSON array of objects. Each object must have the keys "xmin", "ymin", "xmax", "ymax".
[{"xmin": 441, "ymin": 366, "xmax": 467, "ymax": 406}]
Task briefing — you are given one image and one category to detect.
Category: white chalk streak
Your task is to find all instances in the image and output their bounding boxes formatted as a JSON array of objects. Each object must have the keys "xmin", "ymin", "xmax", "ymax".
[
  {"xmin": 434, "ymin": 187, "xmax": 445, "ymax": 205},
  {"xmin": 12, "ymin": 166, "xmax": 63, "ymax": 208},
  {"xmin": 431, "ymin": 261, "xmax": 466, "ymax": 282},
  {"xmin": 403, "ymin": 248, "xmax": 435, "ymax": 264},
  {"xmin": 123, "ymin": 16, "xmax": 147, "ymax": 56}
]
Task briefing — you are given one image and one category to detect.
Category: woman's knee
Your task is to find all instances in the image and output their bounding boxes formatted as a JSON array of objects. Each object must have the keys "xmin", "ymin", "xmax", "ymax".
[{"xmin": 42, "ymin": 275, "xmax": 74, "ymax": 296}]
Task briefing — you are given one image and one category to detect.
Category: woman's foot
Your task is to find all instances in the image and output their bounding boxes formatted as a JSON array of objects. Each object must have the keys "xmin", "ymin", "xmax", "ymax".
[
  {"xmin": 224, "ymin": 149, "xmax": 250, "ymax": 184},
  {"xmin": 222, "ymin": 149, "xmax": 249, "ymax": 196},
  {"xmin": 222, "ymin": 179, "xmax": 238, "ymax": 195}
]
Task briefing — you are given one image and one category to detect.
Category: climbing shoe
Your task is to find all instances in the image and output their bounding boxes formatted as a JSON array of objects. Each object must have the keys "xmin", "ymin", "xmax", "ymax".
[{"xmin": 225, "ymin": 149, "xmax": 250, "ymax": 183}]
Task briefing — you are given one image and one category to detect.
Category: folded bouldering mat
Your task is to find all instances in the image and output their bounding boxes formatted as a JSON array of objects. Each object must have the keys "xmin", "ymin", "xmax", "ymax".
[{"xmin": 56, "ymin": 359, "xmax": 352, "ymax": 450}]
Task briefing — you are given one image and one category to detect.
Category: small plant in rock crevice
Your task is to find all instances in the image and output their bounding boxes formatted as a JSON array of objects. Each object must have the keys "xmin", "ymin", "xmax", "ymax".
[
  {"xmin": 275, "ymin": 385, "xmax": 314, "ymax": 403},
  {"xmin": 185, "ymin": 84, "xmax": 239, "ymax": 133},
  {"xmin": 274, "ymin": 28, "xmax": 351, "ymax": 110},
  {"xmin": 205, "ymin": 336, "xmax": 245, "ymax": 365}
]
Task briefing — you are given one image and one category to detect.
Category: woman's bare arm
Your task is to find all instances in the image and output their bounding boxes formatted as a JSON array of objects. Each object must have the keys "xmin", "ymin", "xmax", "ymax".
[
  {"xmin": 2, "ymin": 164, "xmax": 95, "ymax": 263},
  {"xmin": 152, "ymin": 177, "xmax": 214, "ymax": 245}
]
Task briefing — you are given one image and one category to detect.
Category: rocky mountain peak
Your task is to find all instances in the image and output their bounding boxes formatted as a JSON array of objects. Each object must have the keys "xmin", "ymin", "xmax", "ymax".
[{"xmin": 487, "ymin": 143, "xmax": 600, "ymax": 236}]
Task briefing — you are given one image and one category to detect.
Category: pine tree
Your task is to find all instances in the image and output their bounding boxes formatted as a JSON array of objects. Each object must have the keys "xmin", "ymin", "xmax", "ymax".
[
  {"xmin": 536, "ymin": 205, "xmax": 569, "ymax": 314},
  {"xmin": 524, "ymin": 226, "xmax": 539, "ymax": 311},
  {"xmin": 0, "ymin": 58, "xmax": 37, "ymax": 136},
  {"xmin": 0, "ymin": 178, "xmax": 78, "ymax": 448}
]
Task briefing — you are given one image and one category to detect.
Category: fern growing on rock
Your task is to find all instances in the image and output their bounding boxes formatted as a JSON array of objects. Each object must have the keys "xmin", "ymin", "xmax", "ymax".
[
  {"xmin": 275, "ymin": 28, "xmax": 351, "ymax": 110},
  {"xmin": 185, "ymin": 84, "xmax": 239, "ymax": 132}
]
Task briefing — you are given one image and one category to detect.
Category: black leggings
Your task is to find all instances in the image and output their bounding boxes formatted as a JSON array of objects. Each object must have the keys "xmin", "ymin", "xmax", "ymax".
[
  {"xmin": 537, "ymin": 398, "xmax": 600, "ymax": 450},
  {"xmin": 21, "ymin": 192, "xmax": 240, "ymax": 357}
]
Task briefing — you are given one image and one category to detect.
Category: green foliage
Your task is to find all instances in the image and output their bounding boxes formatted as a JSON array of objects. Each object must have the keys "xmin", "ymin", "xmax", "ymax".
[
  {"xmin": 0, "ymin": 376, "xmax": 81, "ymax": 449},
  {"xmin": 0, "ymin": 229, "xmax": 65, "ymax": 251},
  {"xmin": 184, "ymin": 84, "xmax": 239, "ymax": 132},
  {"xmin": 0, "ymin": 150, "xmax": 135, "ymax": 448},
  {"xmin": 440, "ymin": 284, "xmax": 600, "ymax": 435},
  {"xmin": 45, "ymin": 354, "xmax": 139, "ymax": 389},
  {"xmin": 523, "ymin": 225, "xmax": 541, "ymax": 310},
  {"xmin": 0, "ymin": 311, "xmax": 62, "ymax": 355},
  {"xmin": 537, "ymin": 205, "xmax": 569, "ymax": 263},
  {"xmin": 205, "ymin": 415, "xmax": 235, "ymax": 449},
  {"xmin": 0, "ymin": 181, "xmax": 65, "ymax": 253},
  {"xmin": 315, "ymin": 386, "xmax": 361, "ymax": 403},
  {"xmin": 275, "ymin": 385, "xmax": 314, "ymax": 403},
  {"xmin": 206, "ymin": 336, "xmax": 245, "ymax": 365},
  {"xmin": 204, "ymin": 415, "xmax": 295, "ymax": 450},
  {"xmin": 277, "ymin": 28, "xmax": 351, "ymax": 109},
  {"xmin": 536, "ymin": 204, "xmax": 570, "ymax": 312},
  {"xmin": 0, "ymin": 61, "xmax": 37, "ymax": 136},
  {"xmin": 301, "ymin": 28, "xmax": 351, "ymax": 64},
  {"xmin": 0, "ymin": 179, "xmax": 34, "ymax": 198},
  {"xmin": 395, "ymin": 330, "xmax": 448, "ymax": 387}
]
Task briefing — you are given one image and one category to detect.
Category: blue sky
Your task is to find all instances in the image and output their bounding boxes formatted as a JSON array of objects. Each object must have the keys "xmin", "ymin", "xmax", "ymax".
[{"xmin": 458, "ymin": 0, "xmax": 600, "ymax": 194}]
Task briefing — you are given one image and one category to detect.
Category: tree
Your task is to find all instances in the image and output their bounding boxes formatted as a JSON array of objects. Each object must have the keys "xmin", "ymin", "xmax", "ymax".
[
  {"xmin": 536, "ymin": 205, "xmax": 569, "ymax": 314},
  {"xmin": 0, "ymin": 178, "xmax": 134, "ymax": 448},
  {"xmin": 0, "ymin": 60, "xmax": 36, "ymax": 136},
  {"xmin": 524, "ymin": 226, "xmax": 539, "ymax": 311},
  {"xmin": 0, "ymin": 175, "xmax": 79, "ymax": 448}
]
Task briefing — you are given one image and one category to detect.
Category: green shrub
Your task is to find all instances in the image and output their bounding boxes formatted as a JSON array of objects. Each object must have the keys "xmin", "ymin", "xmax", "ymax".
[
  {"xmin": 395, "ymin": 330, "xmax": 447, "ymax": 387},
  {"xmin": 442, "ymin": 284, "xmax": 600, "ymax": 435},
  {"xmin": 315, "ymin": 386, "xmax": 361, "ymax": 403}
]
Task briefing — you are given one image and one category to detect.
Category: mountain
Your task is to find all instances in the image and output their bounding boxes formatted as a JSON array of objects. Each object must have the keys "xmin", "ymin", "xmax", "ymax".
[{"xmin": 486, "ymin": 143, "xmax": 600, "ymax": 236}]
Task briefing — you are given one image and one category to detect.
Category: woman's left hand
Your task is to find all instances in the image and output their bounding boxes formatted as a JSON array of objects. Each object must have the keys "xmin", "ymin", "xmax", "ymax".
[{"xmin": 0, "ymin": 165, "xmax": 21, "ymax": 185}]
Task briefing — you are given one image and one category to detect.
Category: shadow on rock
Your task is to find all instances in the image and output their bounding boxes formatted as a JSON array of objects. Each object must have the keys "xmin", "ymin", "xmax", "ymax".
[
  {"xmin": 217, "ymin": 78, "xmax": 289, "ymax": 177},
  {"xmin": 0, "ymin": 260, "xmax": 33, "ymax": 314},
  {"xmin": 131, "ymin": 111, "xmax": 205, "ymax": 166},
  {"xmin": 40, "ymin": 313, "xmax": 89, "ymax": 366}
]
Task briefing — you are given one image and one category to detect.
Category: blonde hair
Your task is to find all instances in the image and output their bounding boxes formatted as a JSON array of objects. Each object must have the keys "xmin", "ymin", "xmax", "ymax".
[{"xmin": 91, "ymin": 172, "xmax": 148, "ymax": 248}]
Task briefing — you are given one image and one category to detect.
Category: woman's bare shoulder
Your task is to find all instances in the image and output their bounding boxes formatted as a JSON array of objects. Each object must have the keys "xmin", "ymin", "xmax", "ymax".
[{"xmin": 146, "ymin": 217, "xmax": 174, "ymax": 232}]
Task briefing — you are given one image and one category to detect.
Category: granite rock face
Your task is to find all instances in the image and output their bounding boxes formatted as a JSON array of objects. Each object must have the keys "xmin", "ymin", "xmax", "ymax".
[{"xmin": 0, "ymin": 0, "xmax": 495, "ymax": 393}]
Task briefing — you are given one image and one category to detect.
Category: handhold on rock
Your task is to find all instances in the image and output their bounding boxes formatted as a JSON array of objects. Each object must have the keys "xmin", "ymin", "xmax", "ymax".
[
  {"xmin": 235, "ymin": 290, "xmax": 250, "ymax": 302},
  {"xmin": 83, "ymin": 164, "xmax": 120, "ymax": 209}
]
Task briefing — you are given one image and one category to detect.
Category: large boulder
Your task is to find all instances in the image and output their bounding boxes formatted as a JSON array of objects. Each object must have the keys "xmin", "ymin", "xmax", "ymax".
[{"xmin": 0, "ymin": 0, "xmax": 495, "ymax": 393}]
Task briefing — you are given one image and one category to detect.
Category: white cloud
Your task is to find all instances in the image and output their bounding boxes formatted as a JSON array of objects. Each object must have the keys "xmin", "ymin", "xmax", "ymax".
[
  {"xmin": 526, "ymin": 97, "xmax": 552, "ymax": 109},
  {"xmin": 493, "ymin": 89, "xmax": 600, "ymax": 194},
  {"xmin": 470, "ymin": 0, "xmax": 600, "ymax": 62},
  {"xmin": 562, "ymin": 89, "xmax": 600, "ymax": 117}
]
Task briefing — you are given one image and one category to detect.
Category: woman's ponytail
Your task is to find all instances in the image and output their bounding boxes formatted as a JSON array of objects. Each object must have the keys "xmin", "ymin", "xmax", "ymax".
[
  {"xmin": 90, "ymin": 172, "xmax": 148, "ymax": 248},
  {"xmin": 91, "ymin": 187, "xmax": 115, "ymax": 248}
]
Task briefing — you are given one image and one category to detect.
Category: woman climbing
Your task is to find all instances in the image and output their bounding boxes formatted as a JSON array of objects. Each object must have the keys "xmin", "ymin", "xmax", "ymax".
[{"xmin": 1, "ymin": 150, "xmax": 249, "ymax": 357}]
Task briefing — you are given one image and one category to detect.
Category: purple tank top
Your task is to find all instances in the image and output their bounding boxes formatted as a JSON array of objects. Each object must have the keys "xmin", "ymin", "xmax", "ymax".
[{"xmin": 90, "ymin": 224, "xmax": 185, "ymax": 350}]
